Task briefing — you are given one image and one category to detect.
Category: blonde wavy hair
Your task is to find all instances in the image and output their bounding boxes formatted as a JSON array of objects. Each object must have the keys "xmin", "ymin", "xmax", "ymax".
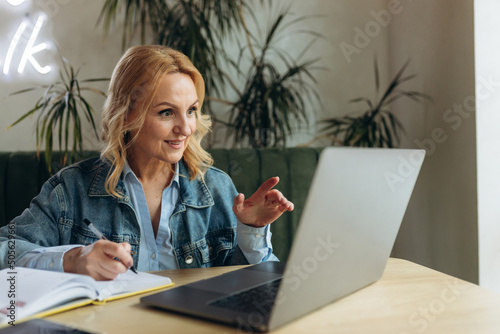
[{"xmin": 100, "ymin": 45, "xmax": 213, "ymax": 198}]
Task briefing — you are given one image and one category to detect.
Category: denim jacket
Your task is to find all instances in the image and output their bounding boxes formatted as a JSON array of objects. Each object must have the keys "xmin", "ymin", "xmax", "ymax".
[{"xmin": 0, "ymin": 157, "xmax": 252, "ymax": 269}]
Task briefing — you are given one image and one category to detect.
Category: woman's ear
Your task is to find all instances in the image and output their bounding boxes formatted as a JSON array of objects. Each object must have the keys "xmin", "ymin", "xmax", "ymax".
[
  {"xmin": 123, "ymin": 131, "xmax": 130, "ymax": 144},
  {"xmin": 124, "ymin": 109, "xmax": 129, "ymax": 124}
]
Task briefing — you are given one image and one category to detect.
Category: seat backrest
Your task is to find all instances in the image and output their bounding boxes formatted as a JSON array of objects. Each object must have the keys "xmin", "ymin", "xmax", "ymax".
[{"xmin": 0, "ymin": 147, "xmax": 322, "ymax": 260}]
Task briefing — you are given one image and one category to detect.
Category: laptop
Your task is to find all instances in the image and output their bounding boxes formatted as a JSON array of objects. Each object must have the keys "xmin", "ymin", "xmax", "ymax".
[{"xmin": 140, "ymin": 147, "xmax": 425, "ymax": 332}]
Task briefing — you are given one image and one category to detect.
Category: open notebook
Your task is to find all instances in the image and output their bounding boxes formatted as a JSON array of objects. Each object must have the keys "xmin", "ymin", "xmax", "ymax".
[{"xmin": 0, "ymin": 267, "xmax": 173, "ymax": 325}]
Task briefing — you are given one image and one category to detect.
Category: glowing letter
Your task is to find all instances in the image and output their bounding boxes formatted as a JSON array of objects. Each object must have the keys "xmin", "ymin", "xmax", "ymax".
[
  {"xmin": 3, "ymin": 21, "xmax": 27, "ymax": 75},
  {"xmin": 7, "ymin": 0, "xmax": 26, "ymax": 5},
  {"xmin": 17, "ymin": 15, "xmax": 51, "ymax": 74}
]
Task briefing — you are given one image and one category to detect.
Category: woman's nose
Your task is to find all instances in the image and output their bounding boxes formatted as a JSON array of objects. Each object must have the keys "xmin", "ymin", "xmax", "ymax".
[{"xmin": 173, "ymin": 115, "xmax": 193, "ymax": 136}]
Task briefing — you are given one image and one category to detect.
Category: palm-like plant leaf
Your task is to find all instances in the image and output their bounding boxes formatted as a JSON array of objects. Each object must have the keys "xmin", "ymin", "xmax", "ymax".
[
  {"xmin": 319, "ymin": 59, "xmax": 431, "ymax": 148},
  {"xmin": 225, "ymin": 6, "xmax": 320, "ymax": 148},
  {"xmin": 98, "ymin": 0, "xmax": 243, "ymax": 113},
  {"xmin": 7, "ymin": 57, "xmax": 107, "ymax": 172},
  {"xmin": 98, "ymin": 0, "xmax": 167, "ymax": 49}
]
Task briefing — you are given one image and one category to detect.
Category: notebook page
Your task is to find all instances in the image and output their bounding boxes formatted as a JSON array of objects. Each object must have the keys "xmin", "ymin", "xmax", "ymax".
[
  {"xmin": 0, "ymin": 268, "xmax": 98, "ymax": 324},
  {"xmin": 93, "ymin": 270, "xmax": 172, "ymax": 300}
]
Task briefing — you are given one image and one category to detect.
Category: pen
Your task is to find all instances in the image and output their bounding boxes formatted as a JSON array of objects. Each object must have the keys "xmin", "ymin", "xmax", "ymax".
[{"xmin": 83, "ymin": 218, "xmax": 138, "ymax": 274}]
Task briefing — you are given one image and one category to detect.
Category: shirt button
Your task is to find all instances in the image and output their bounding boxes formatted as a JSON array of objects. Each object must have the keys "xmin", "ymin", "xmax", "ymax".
[
  {"xmin": 150, "ymin": 253, "xmax": 156, "ymax": 259},
  {"xmin": 185, "ymin": 255, "xmax": 193, "ymax": 264}
]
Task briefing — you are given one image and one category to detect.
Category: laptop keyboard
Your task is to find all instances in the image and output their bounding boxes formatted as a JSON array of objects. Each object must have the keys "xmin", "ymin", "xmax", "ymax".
[{"xmin": 210, "ymin": 279, "xmax": 282, "ymax": 315}]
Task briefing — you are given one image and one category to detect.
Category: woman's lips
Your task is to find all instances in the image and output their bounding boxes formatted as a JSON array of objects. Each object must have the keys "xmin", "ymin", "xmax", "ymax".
[{"xmin": 164, "ymin": 139, "xmax": 185, "ymax": 148}]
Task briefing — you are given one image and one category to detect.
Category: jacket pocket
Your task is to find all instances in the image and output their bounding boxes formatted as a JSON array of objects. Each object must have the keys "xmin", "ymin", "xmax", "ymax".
[
  {"xmin": 176, "ymin": 230, "xmax": 235, "ymax": 268},
  {"xmin": 59, "ymin": 219, "xmax": 100, "ymax": 246}
]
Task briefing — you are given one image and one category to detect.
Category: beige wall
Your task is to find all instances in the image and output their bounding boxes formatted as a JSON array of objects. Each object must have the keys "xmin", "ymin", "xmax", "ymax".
[
  {"xmin": 475, "ymin": 0, "xmax": 500, "ymax": 292},
  {"xmin": 389, "ymin": 0, "xmax": 478, "ymax": 283}
]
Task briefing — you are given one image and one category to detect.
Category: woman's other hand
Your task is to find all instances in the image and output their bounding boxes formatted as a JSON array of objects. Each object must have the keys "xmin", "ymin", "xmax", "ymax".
[{"xmin": 233, "ymin": 177, "xmax": 294, "ymax": 228}]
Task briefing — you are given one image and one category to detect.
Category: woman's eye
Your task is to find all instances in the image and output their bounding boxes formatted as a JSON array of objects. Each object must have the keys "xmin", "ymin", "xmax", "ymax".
[
  {"xmin": 160, "ymin": 109, "xmax": 173, "ymax": 117},
  {"xmin": 187, "ymin": 107, "xmax": 197, "ymax": 116}
]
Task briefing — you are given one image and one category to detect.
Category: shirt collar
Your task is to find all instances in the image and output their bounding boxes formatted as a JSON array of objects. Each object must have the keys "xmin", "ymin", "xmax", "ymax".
[{"xmin": 123, "ymin": 161, "xmax": 180, "ymax": 187}]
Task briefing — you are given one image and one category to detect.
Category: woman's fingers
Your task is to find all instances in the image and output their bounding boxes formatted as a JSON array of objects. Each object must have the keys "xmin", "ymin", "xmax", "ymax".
[{"xmin": 63, "ymin": 240, "xmax": 134, "ymax": 280}]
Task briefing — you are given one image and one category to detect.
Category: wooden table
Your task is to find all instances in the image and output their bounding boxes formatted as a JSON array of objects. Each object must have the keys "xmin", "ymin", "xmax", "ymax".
[{"xmin": 46, "ymin": 258, "xmax": 500, "ymax": 333}]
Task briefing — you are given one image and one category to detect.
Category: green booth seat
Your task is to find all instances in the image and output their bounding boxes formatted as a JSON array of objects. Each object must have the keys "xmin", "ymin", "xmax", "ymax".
[{"xmin": 0, "ymin": 147, "xmax": 323, "ymax": 261}]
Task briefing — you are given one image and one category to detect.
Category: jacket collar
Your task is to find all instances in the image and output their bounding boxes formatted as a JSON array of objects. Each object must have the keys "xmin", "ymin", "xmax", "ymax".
[
  {"xmin": 88, "ymin": 157, "xmax": 214, "ymax": 208},
  {"xmin": 87, "ymin": 158, "xmax": 122, "ymax": 197},
  {"xmin": 177, "ymin": 159, "xmax": 214, "ymax": 208}
]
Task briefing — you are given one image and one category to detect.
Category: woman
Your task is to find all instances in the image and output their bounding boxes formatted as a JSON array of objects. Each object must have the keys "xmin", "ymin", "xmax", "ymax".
[{"xmin": 0, "ymin": 45, "xmax": 293, "ymax": 280}]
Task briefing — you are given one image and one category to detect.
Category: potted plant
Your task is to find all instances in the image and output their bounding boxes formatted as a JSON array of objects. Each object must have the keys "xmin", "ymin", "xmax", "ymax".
[
  {"xmin": 97, "ymin": 0, "xmax": 322, "ymax": 148},
  {"xmin": 219, "ymin": 7, "xmax": 321, "ymax": 148},
  {"xmin": 318, "ymin": 58, "xmax": 431, "ymax": 148},
  {"xmin": 7, "ymin": 56, "xmax": 107, "ymax": 172}
]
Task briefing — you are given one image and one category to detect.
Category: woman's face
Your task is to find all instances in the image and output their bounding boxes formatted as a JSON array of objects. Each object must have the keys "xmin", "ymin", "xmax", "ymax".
[{"xmin": 127, "ymin": 72, "xmax": 198, "ymax": 166}]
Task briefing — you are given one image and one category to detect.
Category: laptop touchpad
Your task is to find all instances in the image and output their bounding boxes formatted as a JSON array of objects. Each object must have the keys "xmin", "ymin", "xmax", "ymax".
[{"xmin": 189, "ymin": 269, "xmax": 282, "ymax": 294}]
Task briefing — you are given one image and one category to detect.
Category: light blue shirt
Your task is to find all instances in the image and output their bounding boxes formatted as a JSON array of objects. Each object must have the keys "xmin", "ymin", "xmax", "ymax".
[
  {"xmin": 18, "ymin": 163, "xmax": 277, "ymax": 271},
  {"xmin": 123, "ymin": 163, "xmax": 179, "ymax": 271}
]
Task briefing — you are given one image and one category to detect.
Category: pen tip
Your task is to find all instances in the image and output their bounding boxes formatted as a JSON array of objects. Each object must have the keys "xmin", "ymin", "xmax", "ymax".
[{"xmin": 83, "ymin": 218, "xmax": 91, "ymax": 226}]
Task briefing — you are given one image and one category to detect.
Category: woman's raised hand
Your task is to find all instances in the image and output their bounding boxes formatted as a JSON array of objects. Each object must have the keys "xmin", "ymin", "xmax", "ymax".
[{"xmin": 233, "ymin": 177, "xmax": 294, "ymax": 228}]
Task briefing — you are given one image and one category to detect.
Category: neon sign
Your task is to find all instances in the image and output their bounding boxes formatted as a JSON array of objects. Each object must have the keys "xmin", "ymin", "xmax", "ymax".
[
  {"xmin": 7, "ymin": 0, "xmax": 25, "ymax": 5},
  {"xmin": 2, "ymin": 0, "xmax": 54, "ymax": 78}
]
